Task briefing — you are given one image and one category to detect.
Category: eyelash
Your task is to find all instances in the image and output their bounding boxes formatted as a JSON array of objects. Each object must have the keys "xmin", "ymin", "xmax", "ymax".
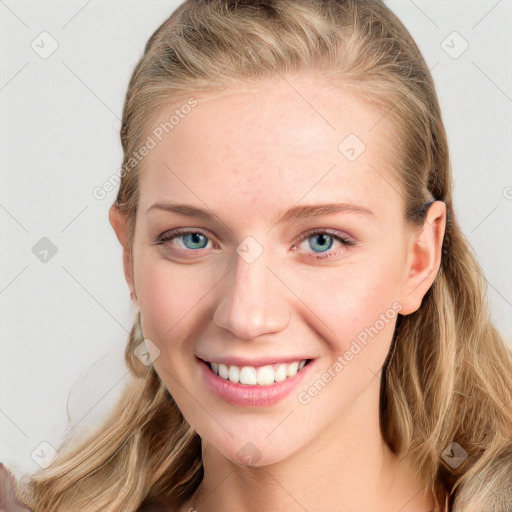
[
  {"xmin": 294, "ymin": 229, "xmax": 356, "ymax": 259},
  {"xmin": 152, "ymin": 228, "xmax": 356, "ymax": 260}
]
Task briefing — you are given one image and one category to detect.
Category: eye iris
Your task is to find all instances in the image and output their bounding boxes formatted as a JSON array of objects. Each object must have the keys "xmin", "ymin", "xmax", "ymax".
[
  {"xmin": 183, "ymin": 233, "xmax": 208, "ymax": 249},
  {"xmin": 310, "ymin": 233, "xmax": 333, "ymax": 253}
]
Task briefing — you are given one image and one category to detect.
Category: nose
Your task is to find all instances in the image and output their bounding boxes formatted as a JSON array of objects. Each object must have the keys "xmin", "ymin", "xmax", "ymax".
[{"xmin": 213, "ymin": 246, "xmax": 291, "ymax": 340}]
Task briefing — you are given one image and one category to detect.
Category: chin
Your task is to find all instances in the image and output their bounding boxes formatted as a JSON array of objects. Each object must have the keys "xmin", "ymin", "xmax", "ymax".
[{"xmin": 200, "ymin": 428, "xmax": 305, "ymax": 469}]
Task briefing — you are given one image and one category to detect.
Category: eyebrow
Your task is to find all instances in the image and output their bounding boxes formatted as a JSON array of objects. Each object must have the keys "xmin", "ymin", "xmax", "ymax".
[{"xmin": 146, "ymin": 201, "xmax": 374, "ymax": 225}]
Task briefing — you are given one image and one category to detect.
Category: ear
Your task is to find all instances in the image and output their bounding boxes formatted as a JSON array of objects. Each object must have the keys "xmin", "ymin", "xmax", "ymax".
[
  {"xmin": 399, "ymin": 201, "xmax": 447, "ymax": 315},
  {"xmin": 109, "ymin": 205, "xmax": 137, "ymax": 304}
]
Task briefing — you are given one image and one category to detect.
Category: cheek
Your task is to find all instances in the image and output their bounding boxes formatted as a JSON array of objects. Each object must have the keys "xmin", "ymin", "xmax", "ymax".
[
  {"xmin": 292, "ymin": 251, "xmax": 405, "ymax": 371},
  {"xmin": 133, "ymin": 232, "xmax": 407, "ymax": 359},
  {"xmin": 133, "ymin": 254, "xmax": 211, "ymax": 346}
]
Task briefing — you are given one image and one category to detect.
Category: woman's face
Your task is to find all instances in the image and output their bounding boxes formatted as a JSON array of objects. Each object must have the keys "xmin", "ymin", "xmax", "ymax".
[{"xmin": 116, "ymin": 76, "xmax": 436, "ymax": 466}]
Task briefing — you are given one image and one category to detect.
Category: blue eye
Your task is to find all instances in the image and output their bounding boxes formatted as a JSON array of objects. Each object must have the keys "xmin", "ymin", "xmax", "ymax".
[
  {"xmin": 309, "ymin": 233, "xmax": 334, "ymax": 252},
  {"xmin": 155, "ymin": 229, "xmax": 212, "ymax": 250},
  {"xmin": 177, "ymin": 232, "xmax": 209, "ymax": 250},
  {"xmin": 292, "ymin": 229, "xmax": 356, "ymax": 259},
  {"xmin": 153, "ymin": 228, "xmax": 355, "ymax": 260}
]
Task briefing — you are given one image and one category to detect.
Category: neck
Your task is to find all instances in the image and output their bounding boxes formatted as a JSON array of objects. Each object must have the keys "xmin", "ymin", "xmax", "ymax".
[{"xmin": 181, "ymin": 380, "xmax": 434, "ymax": 512}]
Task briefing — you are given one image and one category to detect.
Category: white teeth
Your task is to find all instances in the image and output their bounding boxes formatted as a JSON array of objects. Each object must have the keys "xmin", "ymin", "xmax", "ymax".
[
  {"xmin": 287, "ymin": 361, "xmax": 299, "ymax": 377},
  {"xmin": 274, "ymin": 364, "xmax": 288, "ymax": 382},
  {"xmin": 239, "ymin": 366, "xmax": 257, "ymax": 385},
  {"xmin": 209, "ymin": 359, "xmax": 309, "ymax": 385},
  {"xmin": 228, "ymin": 365, "xmax": 240, "ymax": 383},
  {"xmin": 256, "ymin": 365, "xmax": 274, "ymax": 386},
  {"xmin": 218, "ymin": 363, "xmax": 229, "ymax": 379}
]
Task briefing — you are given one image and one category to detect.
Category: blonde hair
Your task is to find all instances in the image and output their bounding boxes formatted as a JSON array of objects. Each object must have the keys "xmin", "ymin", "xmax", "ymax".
[{"xmin": 17, "ymin": 0, "xmax": 512, "ymax": 510}]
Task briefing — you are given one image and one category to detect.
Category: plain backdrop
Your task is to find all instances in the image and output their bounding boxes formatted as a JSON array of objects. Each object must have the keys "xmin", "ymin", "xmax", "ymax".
[{"xmin": 1, "ymin": 0, "xmax": 511, "ymax": 482}]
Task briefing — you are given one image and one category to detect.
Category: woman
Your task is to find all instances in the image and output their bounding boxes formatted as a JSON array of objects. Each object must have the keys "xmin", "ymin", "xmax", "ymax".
[{"xmin": 4, "ymin": 0, "xmax": 511, "ymax": 510}]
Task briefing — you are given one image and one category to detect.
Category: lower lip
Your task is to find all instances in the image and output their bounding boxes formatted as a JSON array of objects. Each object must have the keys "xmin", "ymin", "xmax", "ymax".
[{"xmin": 198, "ymin": 358, "xmax": 314, "ymax": 407}]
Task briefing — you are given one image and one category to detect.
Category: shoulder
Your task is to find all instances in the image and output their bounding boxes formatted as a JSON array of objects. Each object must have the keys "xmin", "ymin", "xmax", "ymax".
[{"xmin": 0, "ymin": 462, "xmax": 33, "ymax": 511}]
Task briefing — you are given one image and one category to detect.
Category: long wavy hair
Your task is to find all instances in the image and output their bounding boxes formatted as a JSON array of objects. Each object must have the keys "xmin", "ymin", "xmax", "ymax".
[{"xmin": 15, "ymin": 0, "xmax": 512, "ymax": 510}]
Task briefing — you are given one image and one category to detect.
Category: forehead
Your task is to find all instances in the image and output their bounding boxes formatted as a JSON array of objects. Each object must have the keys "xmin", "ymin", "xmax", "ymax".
[{"xmin": 138, "ymin": 76, "xmax": 401, "ymax": 222}]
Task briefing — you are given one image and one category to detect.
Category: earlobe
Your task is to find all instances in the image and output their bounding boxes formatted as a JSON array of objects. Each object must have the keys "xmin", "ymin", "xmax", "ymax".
[
  {"xmin": 399, "ymin": 201, "xmax": 447, "ymax": 315},
  {"xmin": 109, "ymin": 205, "xmax": 137, "ymax": 303}
]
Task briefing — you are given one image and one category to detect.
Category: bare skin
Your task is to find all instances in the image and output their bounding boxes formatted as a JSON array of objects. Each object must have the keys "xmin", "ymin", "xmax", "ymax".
[
  {"xmin": 177, "ymin": 454, "xmax": 437, "ymax": 512},
  {"xmin": 110, "ymin": 74, "xmax": 445, "ymax": 512}
]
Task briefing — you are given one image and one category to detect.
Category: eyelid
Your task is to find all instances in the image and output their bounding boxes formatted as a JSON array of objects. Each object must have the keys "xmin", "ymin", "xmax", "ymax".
[
  {"xmin": 295, "ymin": 227, "xmax": 356, "ymax": 244},
  {"xmin": 158, "ymin": 227, "xmax": 210, "ymax": 239},
  {"xmin": 154, "ymin": 227, "xmax": 214, "ymax": 248},
  {"xmin": 156, "ymin": 226, "xmax": 355, "ymax": 242},
  {"xmin": 153, "ymin": 227, "xmax": 357, "ymax": 258}
]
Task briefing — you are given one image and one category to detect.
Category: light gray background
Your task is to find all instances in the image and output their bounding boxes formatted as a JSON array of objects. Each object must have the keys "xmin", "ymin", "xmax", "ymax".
[{"xmin": 1, "ymin": 0, "xmax": 511, "ymax": 481}]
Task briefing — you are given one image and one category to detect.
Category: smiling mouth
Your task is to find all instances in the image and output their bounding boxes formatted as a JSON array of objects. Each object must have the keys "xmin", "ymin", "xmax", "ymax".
[{"xmin": 203, "ymin": 359, "xmax": 312, "ymax": 386}]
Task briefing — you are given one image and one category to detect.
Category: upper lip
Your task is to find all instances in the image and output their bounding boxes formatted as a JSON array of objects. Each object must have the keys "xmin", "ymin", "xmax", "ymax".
[{"xmin": 196, "ymin": 355, "xmax": 313, "ymax": 367}]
